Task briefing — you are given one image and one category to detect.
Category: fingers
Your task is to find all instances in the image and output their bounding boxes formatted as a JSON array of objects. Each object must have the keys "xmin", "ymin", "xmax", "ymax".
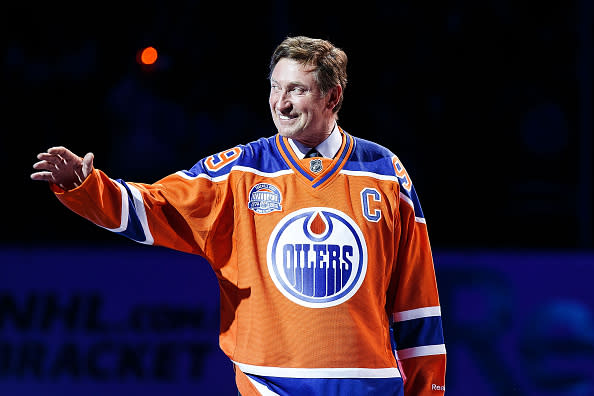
[
  {"xmin": 30, "ymin": 171, "xmax": 55, "ymax": 182},
  {"xmin": 47, "ymin": 146, "xmax": 79, "ymax": 161},
  {"xmin": 35, "ymin": 155, "xmax": 67, "ymax": 175},
  {"xmin": 33, "ymin": 147, "xmax": 83, "ymax": 172},
  {"xmin": 31, "ymin": 158, "xmax": 60, "ymax": 183},
  {"xmin": 31, "ymin": 147, "xmax": 91, "ymax": 190},
  {"xmin": 38, "ymin": 148, "xmax": 80, "ymax": 165},
  {"xmin": 32, "ymin": 159, "xmax": 56, "ymax": 171},
  {"xmin": 37, "ymin": 152, "xmax": 61, "ymax": 161},
  {"xmin": 33, "ymin": 153, "xmax": 79, "ymax": 173}
]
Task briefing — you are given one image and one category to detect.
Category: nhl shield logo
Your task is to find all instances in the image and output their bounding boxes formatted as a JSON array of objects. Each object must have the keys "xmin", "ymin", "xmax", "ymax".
[
  {"xmin": 267, "ymin": 207, "xmax": 368, "ymax": 308},
  {"xmin": 310, "ymin": 158, "xmax": 323, "ymax": 173},
  {"xmin": 248, "ymin": 183, "xmax": 282, "ymax": 214}
]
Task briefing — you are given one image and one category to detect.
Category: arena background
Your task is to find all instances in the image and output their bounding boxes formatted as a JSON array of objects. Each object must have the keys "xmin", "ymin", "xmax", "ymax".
[{"xmin": 2, "ymin": 2, "xmax": 592, "ymax": 395}]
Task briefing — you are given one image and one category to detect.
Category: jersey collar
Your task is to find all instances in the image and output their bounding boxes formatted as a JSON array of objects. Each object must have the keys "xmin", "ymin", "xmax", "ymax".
[{"xmin": 276, "ymin": 126, "xmax": 355, "ymax": 189}]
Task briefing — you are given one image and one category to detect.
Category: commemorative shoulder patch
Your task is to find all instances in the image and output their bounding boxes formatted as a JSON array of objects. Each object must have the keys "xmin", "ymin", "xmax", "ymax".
[{"xmin": 248, "ymin": 183, "xmax": 282, "ymax": 214}]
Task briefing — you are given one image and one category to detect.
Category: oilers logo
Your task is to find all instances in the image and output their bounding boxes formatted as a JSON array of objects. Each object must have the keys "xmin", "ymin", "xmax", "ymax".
[
  {"xmin": 248, "ymin": 183, "xmax": 282, "ymax": 214},
  {"xmin": 267, "ymin": 207, "xmax": 368, "ymax": 308}
]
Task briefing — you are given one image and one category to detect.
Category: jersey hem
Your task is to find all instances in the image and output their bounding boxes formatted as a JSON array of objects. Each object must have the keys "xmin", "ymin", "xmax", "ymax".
[{"xmin": 233, "ymin": 361, "xmax": 401, "ymax": 379}]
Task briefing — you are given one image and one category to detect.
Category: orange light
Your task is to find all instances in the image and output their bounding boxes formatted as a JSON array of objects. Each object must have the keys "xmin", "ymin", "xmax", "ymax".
[{"xmin": 140, "ymin": 46, "xmax": 158, "ymax": 65}]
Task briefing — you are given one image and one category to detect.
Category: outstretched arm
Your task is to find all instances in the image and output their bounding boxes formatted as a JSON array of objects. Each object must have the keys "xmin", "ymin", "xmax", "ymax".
[{"xmin": 31, "ymin": 146, "xmax": 94, "ymax": 191}]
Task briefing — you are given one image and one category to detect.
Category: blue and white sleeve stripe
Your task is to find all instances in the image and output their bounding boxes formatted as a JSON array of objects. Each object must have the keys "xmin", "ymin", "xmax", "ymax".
[
  {"xmin": 391, "ymin": 307, "xmax": 446, "ymax": 360},
  {"xmin": 99, "ymin": 179, "xmax": 154, "ymax": 245}
]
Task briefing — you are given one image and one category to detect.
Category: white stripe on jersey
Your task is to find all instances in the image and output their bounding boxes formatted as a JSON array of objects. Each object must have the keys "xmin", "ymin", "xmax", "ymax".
[
  {"xmin": 398, "ymin": 192, "xmax": 415, "ymax": 212},
  {"xmin": 392, "ymin": 306, "xmax": 441, "ymax": 323},
  {"xmin": 127, "ymin": 184, "xmax": 154, "ymax": 245},
  {"xmin": 175, "ymin": 170, "xmax": 229, "ymax": 182},
  {"xmin": 395, "ymin": 344, "xmax": 447, "ymax": 360},
  {"xmin": 339, "ymin": 169, "xmax": 399, "ymax": 182},
  {"xmin": 247, "ymin": 376, "xmax": 281, "ymax": 396},
  {"xmin": 233, "ymin": 361, "xmax": 401, "ymax": 379},
  {"xmin": 232, "ymin": 166, "xmax": 294, "ymax": 178},
  {"xmin": 100, "ymin": 181, "xmax": 129, "ymax": 233},
  {"xmin": 398, "ymin": 192, "xmax": 426, "ymax": 224},
  {"xmin": 177, "ymin": 169, "xmax": 427, "ymax": 224},
  {"xmin": 176, "ymin": 167, "xmax": 293, "ymax": 181}
]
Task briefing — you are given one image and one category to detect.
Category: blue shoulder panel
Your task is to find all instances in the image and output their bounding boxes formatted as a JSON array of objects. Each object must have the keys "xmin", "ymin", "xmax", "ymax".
[
  {"xmin": 344, "ymin": 137, "xmax": 397, "ymax": 176},
  {"xmin": 180, "ymin": 135, "xmax": 290, "ymax": 178},
  {"xmin": 238, "ymin": 135, "xmax": 291, "ymax": 172},
  {"xmin": 345, "ymin": 136, "xmax": 425, "ymax": 219}
]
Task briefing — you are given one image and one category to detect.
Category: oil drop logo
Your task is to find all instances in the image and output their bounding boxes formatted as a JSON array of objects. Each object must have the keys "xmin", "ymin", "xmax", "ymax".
[{"xmin": 267, "ymin": 207, "xmax": 368, "ymax": 308}]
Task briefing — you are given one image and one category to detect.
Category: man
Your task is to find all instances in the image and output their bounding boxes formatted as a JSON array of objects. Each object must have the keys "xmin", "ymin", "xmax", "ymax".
[{"xmin": 31, "ymin": 36, "xmax": 446, "ymax": 395}]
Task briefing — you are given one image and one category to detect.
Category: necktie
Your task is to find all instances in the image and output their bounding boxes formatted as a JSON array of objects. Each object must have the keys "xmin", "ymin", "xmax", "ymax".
[{"xmin": 305, "ymin": 148, "xmax": 322, "ymax": 158}]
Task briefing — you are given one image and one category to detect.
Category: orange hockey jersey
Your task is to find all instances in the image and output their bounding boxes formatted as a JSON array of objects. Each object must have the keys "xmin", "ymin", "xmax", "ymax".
[{"xmin": 52, "ymin": 129, "xmax": 446, "ymax": 395}]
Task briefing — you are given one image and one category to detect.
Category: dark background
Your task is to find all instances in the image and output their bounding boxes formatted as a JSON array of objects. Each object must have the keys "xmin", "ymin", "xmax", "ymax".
[
  {"xmin": 3, "ymin": 1, "xmax": 591, "ymax": 250},
  {"xmin": 1, "ymin": 2, "xmax": 593, "ymax": 396}
]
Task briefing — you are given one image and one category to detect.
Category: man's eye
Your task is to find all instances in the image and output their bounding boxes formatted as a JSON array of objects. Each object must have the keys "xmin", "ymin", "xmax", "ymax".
[{"xmin": 292, "ymin": 87, "xmax": 305, "ymax": 94}]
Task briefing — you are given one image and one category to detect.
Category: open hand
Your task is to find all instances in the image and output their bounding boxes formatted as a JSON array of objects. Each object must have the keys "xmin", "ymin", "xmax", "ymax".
[{"xmin": 31, "ymin": 146, "xmax": 94, "ymax": 191}]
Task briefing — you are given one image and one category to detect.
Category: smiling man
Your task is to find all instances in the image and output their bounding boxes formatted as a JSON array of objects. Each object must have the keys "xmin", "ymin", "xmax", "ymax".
[
  {"xmin": 269, "ymin": 57, "xmax": 342, "ymax": 149},
  {"xmin": 31, "ymin": 36, "xmax": 446, "ymax": 396}
]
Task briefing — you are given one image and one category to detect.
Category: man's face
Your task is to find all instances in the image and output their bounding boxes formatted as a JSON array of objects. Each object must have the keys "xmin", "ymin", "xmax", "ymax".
[{"xmin": 269, "ymin": 58, "xmax": 332, "ymax": 145}]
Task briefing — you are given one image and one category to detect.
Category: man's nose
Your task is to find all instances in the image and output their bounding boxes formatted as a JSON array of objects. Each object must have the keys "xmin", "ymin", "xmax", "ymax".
[{"xmin": 275, "ymin": 91, "xmax": 292, "ymax": 112}]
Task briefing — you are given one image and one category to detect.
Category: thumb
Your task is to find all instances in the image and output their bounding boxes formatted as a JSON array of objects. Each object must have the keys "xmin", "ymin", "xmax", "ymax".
[{"xmin": 81, "ymin": 152, "xmax": 95, "ymax": 178}]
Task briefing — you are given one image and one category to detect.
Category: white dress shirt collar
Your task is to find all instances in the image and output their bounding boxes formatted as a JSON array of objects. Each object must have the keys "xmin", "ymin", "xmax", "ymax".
[{"xmin": 288, "ymin": 124, "xmax": 342, "ymax": 159}]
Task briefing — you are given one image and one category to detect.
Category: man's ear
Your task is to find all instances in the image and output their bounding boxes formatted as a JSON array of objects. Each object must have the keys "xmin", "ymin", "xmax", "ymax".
[{"xmin": 326, "ymin": 85, "xmax": 342, "ymax": 111}]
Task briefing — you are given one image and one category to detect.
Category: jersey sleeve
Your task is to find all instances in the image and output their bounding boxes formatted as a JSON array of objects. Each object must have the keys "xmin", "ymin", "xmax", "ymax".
[
  {"xmin": 387, "ymin": 156, "xmax": 446, "ymax": 395},
  {"xmin": 50, "ymin": 153, "xmax": 236, "ymax": 267}
]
